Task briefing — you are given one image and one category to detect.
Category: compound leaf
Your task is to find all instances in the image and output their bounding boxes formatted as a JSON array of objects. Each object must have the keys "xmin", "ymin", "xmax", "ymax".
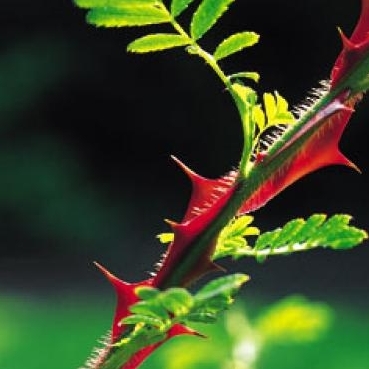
[
  {"xmin": 214, "ymin": 215, "xmax": 259, "ymax": 259},
  {"xmin": 86, "ymin": 6, "xmax": 170, "ymax": 28},
  {"xmin": 214, "ymin": 31, "xmax": 259, "ymax": 60},
  {"xmin": 293, "ymin": 214, "xmax": 327, "ymax": 244},
  {"xmin": 254, "ymin": 214, "xmax": 367, "ymax": 254},
  {"xmin": 127, "ymin": 33, "xmax": 191, "ymax": 53},
  {"xmin": 190, "ymin": 0, "xmax": 236, "ymax": 40}
]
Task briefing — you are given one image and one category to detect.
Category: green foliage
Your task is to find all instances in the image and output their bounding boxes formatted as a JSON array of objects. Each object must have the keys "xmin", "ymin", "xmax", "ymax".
[
  {"xmin": 138, "ymin": 296, "xmax": 334, "ymax": 369},
  {"xmin": 254, "ymin": 214, "xmax": 367, "ymax": 252},
  {"xmin": 121, "ymin": 274, "xmax": 248, "ymax": 334},
  {"xmin": 74, "ymin": 0, "xmax": 158, "ymax": 9},
  {"xmin": 229, "ymin": 71, "xmax": 260, "ymax": 83},
  {"xmin": 230, "ymin": 83, "xmax": 258, "ymax": 170},
  {"xmin": 159, "ymin": 213, "xmax": 367, "ymax": 262},
  {"xmin": 190, "ymin": 0, "xmax": 236, "ymax": 40},
  {"xmin": 170, "ymin": 0, "xmax": 196, "ymax": 17},
  {"xmin": 3, "ymin": 293, "xmax": 369, "ymax": 369},
  {"xmin": 213, "ymin": 215, "xmax": 260, "ymax": 260},
  {"xmin": 259, "ymin": 91, "xmax": 295, "ymax": 128},
  {"xmin": 74, "ymin": 0, "xmax": 159, "ymax": 8},
  {"xmin": 105, "ymin": 275, "xmax": 248, "ymax": 369},
  {"xmin": 213, "ymin": 31, "xmax": 259, "ymax": 61},
  {"xmin": 128, "ymin": 34, "xmax": 191, "ymax": 53},
  {"xmin": 212, "ymin": 214, "xmax": 367, "ymax": 261},
  {"xmin": 86, "ymin": 6, "xmax": 170, "ymax": 28},
  {"xmin": 73, "ymin": 0, "xmax": 268, "ymax": 168},
  {"xmin": 230, "ymin": 85, "xmax": 295, "ymax": 175}
]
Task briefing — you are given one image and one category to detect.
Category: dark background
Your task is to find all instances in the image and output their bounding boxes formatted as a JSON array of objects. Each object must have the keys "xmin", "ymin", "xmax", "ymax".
[{"xmin": 0, "ymin": 0, "xmax": 368, "ymax": 306}]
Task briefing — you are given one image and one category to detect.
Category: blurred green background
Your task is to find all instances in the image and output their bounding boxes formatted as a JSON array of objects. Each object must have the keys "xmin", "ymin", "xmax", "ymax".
[{"xmin": 0, "ymin": 1, "xmax": 368, "ymax": 368}]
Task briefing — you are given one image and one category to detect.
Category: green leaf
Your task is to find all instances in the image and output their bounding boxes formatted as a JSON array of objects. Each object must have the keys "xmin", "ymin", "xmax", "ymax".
[
  {"xmin": 187, "ymin": 274, "xmax": 249, "ymax": 325},
  {"xmin": 122, "ymin": 314, "xmax": 164, "ymax": 328},
  {"xmin": 86, "ymin": 6, "xmax": 170, "ymax": 28},
  {"xmin": 254, "ymin": 229, "xmax": 280, "ymax": 250},
  {"xmin": 104, "ymin": 327, "xmax": 166, "ymax": 369},
  {"xmin": 263, "ymin": 91, "xmax": 295, "ymax": 126},
  {"xmin": 316, "ymin": 214, "xmax": 367, "ymax": 249},
  {"xmin": 229, "ymin": 71, "xmax": 260, "ymax": 83},
  {"xmin": 252, "ymin": 104, "xmax": 266, "ymax": 132},
  {"xmin": 195, "ymin": 273, "xmax": 249, "ymax": 302},
  {"xmin": 111, "ymin": 274, "xmax": 248, "ymax": 368},
  {"xmin": 253, "ymin": 214, "xmax": 367, "ymax": 258},
  {"xmin": 130, "ymin": 300, "xmax": 169, "ymax": 319},
  {"xmin": 159, "ymin": 288, "xmax": 194, "ymax": 316},
  {"xmin": 293, "ymin": 214, "xmax": 327, "ymax": 244},
  {"xmin": 127, "ymin": 34, "xmax": 191, "ymax": 53},
  {"xmin": 135, "ymin": 286, "xmax": 161, "ymax": 300},
  {"xmin": 190, "ymin": 0, "xmax": 236, "ymax": 40},
  {"xmin": 214, "ymin": 215, "xmax": 259, "ymax": 260},
  {"xmin": 271, "ymin": 218, "xmax": 305, "ymax": 247},
  {"xmin": 170, "ymin": 0, "xmax": 196, "ymax": 17},
  {"xmin": 263, "ymin": 92, "xmax": 277, "ymax": 123},
  {"xmin": 186, "ymin": 312, "xmax": 217, "ymax": 323},
  {"xmin": 214, "ymin": 31, "xmax": 259, "ymax": 60},
  {"xmin": 74, "ymin": 0, "xmax": 159, "ymax": 9}
]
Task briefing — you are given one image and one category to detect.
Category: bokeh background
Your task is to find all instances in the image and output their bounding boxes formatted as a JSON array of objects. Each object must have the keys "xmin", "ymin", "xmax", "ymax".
[{"xmin": 0, "ymin": 1, "xmax": 368, "ymax": 368}]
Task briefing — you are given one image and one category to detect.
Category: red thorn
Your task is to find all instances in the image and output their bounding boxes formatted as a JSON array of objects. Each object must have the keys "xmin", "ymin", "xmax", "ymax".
[
  {"xmin": 164, "ymin": 218, "xmax": 180, "ymax": 230},
  {"xmin": 94, "ymin": 261, "xmax": 137, "ymax": 301},
  {"xmin": 94, "ymin": 261, "xmax": 122, "ymax": 286},
  {"xmin": 171, "ymin": 155, "xmax": 191, "ymax": 176},
  {"xmin": 338, "ymin": 27, "xmax": 356, "ymax": 51},
  {"xmin": 340, "ymin": 153, "xmax": 361, "ymax": 173},
  {"xmin": 171, "ymin": 155, "xmax": 203, "ymax": 182}
]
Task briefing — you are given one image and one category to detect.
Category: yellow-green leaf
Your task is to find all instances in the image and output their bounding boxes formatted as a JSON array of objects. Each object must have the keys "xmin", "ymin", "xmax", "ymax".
[
  {"xmin": 229, "ymin": 71, "xmax": 260, "ymax": 83},
  {"xmin": 214, "ymin": 31, "xmax": 259, "ymax": 60},
  {"xmin": 263, "ymin": 92, "xmax": 277, "ymax": 123},
  {"xmin": 86, "ymin": 6, "xmax": 170, "ymax": 27},
  {"xmin": 74, "ymin": 0, "xmax": 159, "ymax": 9},
  {"xmin": 128, "ymin": 34, "xmax": 191, "ymax": 53},
  {"xmin": 170, "ymin": 0, "xmax": 196, "ymax": 17},
  {"xmin": 157, "ymin": 232, "xmax": 174, "ymax": 244},
  {"xmin": 263, "ymin": 91, "xmax": 295, "ymax": 126},
  {"xmin": 253, "ymin": 104, "xmax": 266, "ymax": 131},
  {"xmin": 190, "ymin": 0, "xmax": 236, "ymax": 40}
]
